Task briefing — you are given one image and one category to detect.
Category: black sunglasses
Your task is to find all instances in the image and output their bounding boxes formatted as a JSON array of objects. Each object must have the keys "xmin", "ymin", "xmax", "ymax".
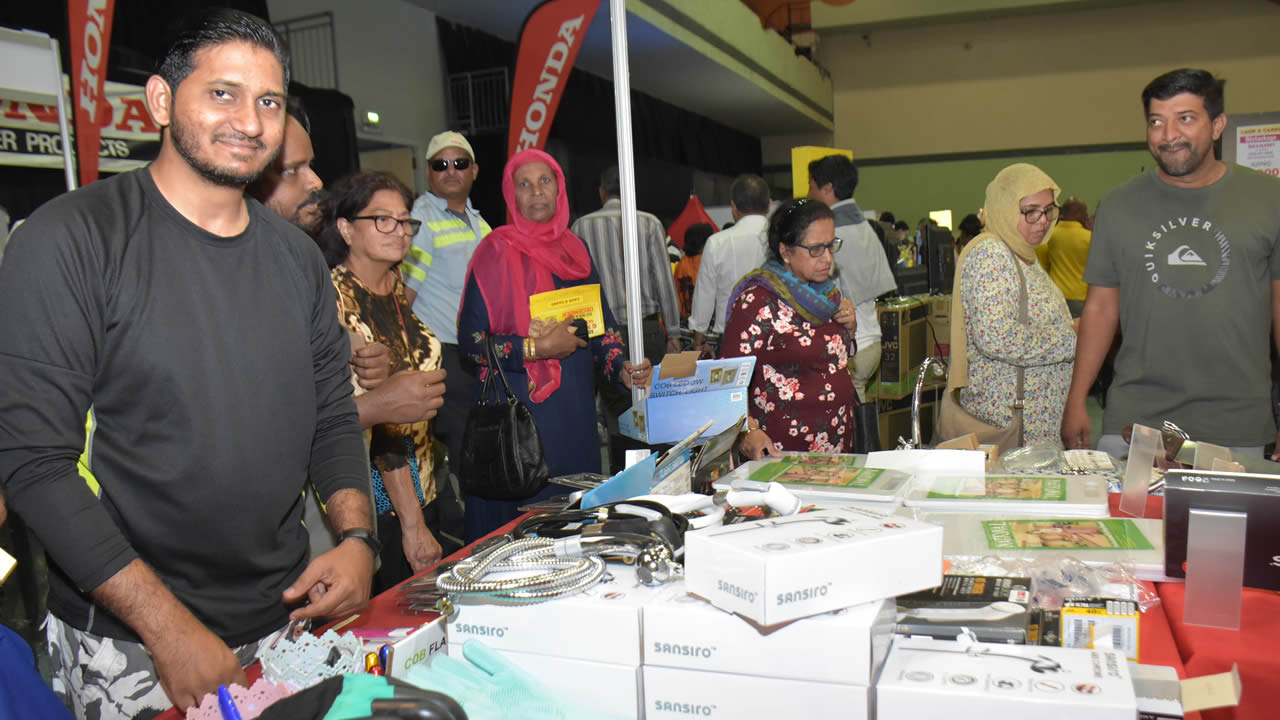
[{"xmin": 429, "ymin": 157, "xmax": 472, "ymax": 172}]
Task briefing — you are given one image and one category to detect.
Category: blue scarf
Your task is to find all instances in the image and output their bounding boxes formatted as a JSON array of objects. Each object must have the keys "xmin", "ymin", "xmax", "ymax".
[{"xmin": 726, "ymin": 258, "xmax": 842, "ymax": 327}]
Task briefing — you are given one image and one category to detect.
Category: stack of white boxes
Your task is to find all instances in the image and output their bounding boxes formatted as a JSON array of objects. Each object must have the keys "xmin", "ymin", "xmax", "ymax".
[
  {"xmin": 643, "ymin": 584, "xmax": 895, "ymax": 719},
  {"xmin": 643, "ymin": 505, "xmax": 945, "ymax": 719},
  {"xmin": 445, "ymin": 564, "xmax": 665, "ymax": 719}
]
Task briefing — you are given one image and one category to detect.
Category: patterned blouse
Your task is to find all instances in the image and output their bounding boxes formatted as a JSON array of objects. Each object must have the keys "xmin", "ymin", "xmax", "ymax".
[
  {"xmin": 722, "ymin": 287, "xmax": 855, "ymax": 453},
  {"xmin": 957, "ymin": 237, "xmax": 1076, "ymax": 444},
  {"xmin": 332, "ymin": 266, "xmax": 442, "ymax": 510}
]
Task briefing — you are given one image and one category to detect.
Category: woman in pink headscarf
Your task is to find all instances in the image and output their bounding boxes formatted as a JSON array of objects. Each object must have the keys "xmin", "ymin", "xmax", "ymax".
[{"xmin": 457, "ymin": 149, "xmax": 652, "ymax": 539}]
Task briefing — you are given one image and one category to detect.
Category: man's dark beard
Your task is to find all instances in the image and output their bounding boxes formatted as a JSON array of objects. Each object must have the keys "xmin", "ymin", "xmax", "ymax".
[
  {"xmin": 292, "ymin": 191, "xmax": 324, "ymax": 233},
  {"xmin": 171, "ymin": 118, "xmax": 277, "ymax": 188},
  {"xmin": 1154, "ymin": 141, "xmax": 1207, "ymax": 178}
]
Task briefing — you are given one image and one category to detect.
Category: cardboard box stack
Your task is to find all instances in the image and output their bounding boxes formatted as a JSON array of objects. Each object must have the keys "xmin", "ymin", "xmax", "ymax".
[
  {"xmin": 875, "ymin": 298, "xmax": 929, "ymax": 398},
  {"xmin": 877, "ymin": 387, "xmax": 942, "ymax": 451},
  {"xmin": 924, "ymin": 294, "xmax": 951, "ymax": 358}
]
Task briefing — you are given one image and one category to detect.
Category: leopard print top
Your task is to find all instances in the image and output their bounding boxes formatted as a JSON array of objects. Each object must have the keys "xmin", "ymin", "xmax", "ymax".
[{"xmin": 332, "ymin": 265, "xmax": 442, "ymax": 508}]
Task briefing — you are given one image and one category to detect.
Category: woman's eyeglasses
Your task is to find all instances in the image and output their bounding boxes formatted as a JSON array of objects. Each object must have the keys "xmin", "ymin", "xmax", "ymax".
[
  {"xmin": 353, "ymin": 215, "xmax": 423, "ymax": 234},
  {"xmin": 1020, "ymin": 204, "xmax": 1059, "ymax": 223},
  {"xmin": 794, "ymin": 237, "xmax": 843, "ymax": 257},
  {"xmin": 429, "ymin": 157, "xmax": 472, "ymax": 172}
]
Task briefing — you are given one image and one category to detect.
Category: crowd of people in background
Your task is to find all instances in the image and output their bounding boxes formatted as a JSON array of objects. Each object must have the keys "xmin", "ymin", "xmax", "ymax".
[{"xmin": 0, "ymin": 5, "xmax": 1278, "ymax": 718}]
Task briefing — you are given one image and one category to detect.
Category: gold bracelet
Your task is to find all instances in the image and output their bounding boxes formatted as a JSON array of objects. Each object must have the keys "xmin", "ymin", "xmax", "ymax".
[{"xmin": 525, "ymin": 336, "xmax": 537, "ymax": 361}]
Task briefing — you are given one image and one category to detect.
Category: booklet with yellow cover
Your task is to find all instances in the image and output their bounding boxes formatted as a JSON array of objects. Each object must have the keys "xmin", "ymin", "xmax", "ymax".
[{"xmin": 528, "ymin": 284, "xmax": 605, "ymax": 337}]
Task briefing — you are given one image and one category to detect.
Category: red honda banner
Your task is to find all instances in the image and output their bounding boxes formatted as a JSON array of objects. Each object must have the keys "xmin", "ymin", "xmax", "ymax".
[
  {"xmin": 68, "ymin": 0, "xmax": 116, "ymax": 186},
  {"xmin": 507, "ymin": 0, "xmax": 601, "ymax": 160},
  {"xmin": 666, "ymin": 194, "xmax": 719, "ymax": 250}
]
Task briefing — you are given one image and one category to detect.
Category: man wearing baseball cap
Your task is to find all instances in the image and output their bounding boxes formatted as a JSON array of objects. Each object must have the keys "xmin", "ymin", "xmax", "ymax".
[{"xmin": 403, "ymin": 131, "xmax": 491, "ymax": 485}]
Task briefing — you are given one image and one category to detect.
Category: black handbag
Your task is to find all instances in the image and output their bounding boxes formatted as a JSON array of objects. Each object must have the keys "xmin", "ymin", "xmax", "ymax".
[
  {"xmin": 850, "ymin": 399, "xmax": 882, "ymax": 453},
  {"xmin": 459, "ymin": 336, "xmax": 550, "ymax": 501}
]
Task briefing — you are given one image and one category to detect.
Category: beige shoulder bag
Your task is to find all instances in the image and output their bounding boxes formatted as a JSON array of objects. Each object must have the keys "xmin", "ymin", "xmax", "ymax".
[{"xmin": 937, "ymin": 242, "xmax": 1027, "ymax": 454}]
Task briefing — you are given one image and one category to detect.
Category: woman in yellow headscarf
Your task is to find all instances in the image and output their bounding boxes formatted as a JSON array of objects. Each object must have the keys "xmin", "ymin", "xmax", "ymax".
[{"xmin": 946, "ymin": 163, "xmax": 1076, "ymax": 446}]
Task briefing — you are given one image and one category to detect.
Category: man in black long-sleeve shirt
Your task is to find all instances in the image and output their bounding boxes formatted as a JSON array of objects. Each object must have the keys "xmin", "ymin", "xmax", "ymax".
[{"xmin": 0, "ymin": 10, "xmax": 376, "ymax": 718}]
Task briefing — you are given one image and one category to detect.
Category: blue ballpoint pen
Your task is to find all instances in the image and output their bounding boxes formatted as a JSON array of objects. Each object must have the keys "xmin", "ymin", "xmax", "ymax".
[{"xmin": 217, "ymin": 685, "xmax": 244, "ymax": 720}]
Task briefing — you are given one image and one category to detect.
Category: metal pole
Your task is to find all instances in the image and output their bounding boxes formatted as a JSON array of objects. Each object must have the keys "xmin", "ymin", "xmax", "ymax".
[
  {"xmin": 50, "ymin": 37, "xmax": 77, "ymax": 191},
  {"xmin": 608, "ymin": 0, "xmax": 647, "ymax": 431}
]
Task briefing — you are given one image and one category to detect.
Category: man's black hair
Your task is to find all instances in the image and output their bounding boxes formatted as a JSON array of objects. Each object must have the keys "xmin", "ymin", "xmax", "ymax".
[
  {"xmin": 156, "ymin": 8, "xmax": 291, "ymax": 93},
  {"xmin": 286, "ymin": 95, "xmax": 310, "ymax": 134},
  {"xmin": 879, "ymin": 211, "xmax": 897, "ymax": 225},
  {"xmin": 957, "ymin": 213, "xmax": 983, "ymax": 238},
  {"xmin": 683, "ymin": 223, "xmax": 714, "ymax": 257},
  {"xmin": 600, "ymin": 166, "xmax": 620, "ymax": 197},
  {"xmin": 730, "ymin": 174, "xmax": 770, "ymax": 214},
  {"xmin": 807, "ymin": 155, "xmax": 857, "ymax": 200},
  {"xmin": 1142, "ymin": 68, "xmax": 1225, "ymax": 119}
]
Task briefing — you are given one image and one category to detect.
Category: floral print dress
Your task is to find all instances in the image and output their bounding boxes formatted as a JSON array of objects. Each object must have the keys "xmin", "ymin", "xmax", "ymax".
[
  {"xmin": 722, "ymin": 286, "xmax": 855, "ymax": 453},
  {"xmin": 957, "ymin": 236, "xmax": 1076, "ymax": 444}
]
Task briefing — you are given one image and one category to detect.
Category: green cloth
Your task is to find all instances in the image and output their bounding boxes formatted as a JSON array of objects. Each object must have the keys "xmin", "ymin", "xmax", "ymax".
[
  {"xmin": 405, "ymin": 640, "xmax": 625, "ymax": 720},
  {"xmin": 324, "ymin": 675, "xmax": 397, "ymax": 720}
]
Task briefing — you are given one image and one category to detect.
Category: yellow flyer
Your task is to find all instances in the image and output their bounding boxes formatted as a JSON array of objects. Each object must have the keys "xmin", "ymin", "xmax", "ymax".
[{"xmin": 528, "ymin": 284, "xmax": 605, "ymax": 337}]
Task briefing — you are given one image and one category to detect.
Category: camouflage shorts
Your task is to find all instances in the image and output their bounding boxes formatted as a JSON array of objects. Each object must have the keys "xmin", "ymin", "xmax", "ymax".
[{"xmin": 45, "ymin": 613, "xmax": 282, "ymax": 720}]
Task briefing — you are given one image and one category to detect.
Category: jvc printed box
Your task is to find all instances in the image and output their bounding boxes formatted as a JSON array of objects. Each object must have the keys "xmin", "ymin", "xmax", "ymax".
[
  {"xmin": 877, "ymin": 636, "xmax": 1136, "ymax": 719},
  {"xmin": 644, "ymin": 665, "xmax": 869, "ymax": 720},
  {"xmin": 643, "ymin": 584, "xmax": 894, "ymax": 686},
  {"xmin": 684, "ymin": 505, "xmax": 943, "ymax": 625}
]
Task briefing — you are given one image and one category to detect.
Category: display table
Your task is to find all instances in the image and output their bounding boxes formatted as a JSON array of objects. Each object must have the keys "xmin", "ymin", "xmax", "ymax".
[
  {"xmin": 1158, "ymin": 583, "xmax": 1276, "ymax": 720},
  {"xmin": 156, "ymin": 502, "xmax": 1243, "ymax": 719}
]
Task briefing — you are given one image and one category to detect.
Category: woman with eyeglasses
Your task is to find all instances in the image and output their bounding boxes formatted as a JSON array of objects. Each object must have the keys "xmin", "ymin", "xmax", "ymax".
[
  {"xmin": 945, "ymin": 163, "xmax": 1076, "ymax": 448},
  {"xmin": 723, "ymin": 197, "xmax": 859, "ymax": 458},
  {"xmin": 457, "ymin": 149, "xmax": 653, "ymax": 540},
  {"xmin": 316, "ymin": 170, "xmax": 459, "ymax": 592}
]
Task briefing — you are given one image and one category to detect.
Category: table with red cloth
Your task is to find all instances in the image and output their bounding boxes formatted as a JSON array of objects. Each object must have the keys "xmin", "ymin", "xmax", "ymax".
[
  {"xmin": 157, "ymin": 499, "xmax": 1280, "ymax": 720},
  {"xmin": 153, "ymin": 519, "xmax": 523, "ymax": 720}
]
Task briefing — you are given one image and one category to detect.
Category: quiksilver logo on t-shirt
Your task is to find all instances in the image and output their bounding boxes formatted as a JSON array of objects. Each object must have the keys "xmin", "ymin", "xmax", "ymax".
[
  {"xmin": 1166, "ymin": 245, "xmax": 1207, "ymax": 266},
  {"xmin": 1144, "ymin": 216, "xmax": 1229, "ymax": 298}
]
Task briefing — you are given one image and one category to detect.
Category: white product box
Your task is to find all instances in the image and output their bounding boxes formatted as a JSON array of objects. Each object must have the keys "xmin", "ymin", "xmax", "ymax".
[
  {"xmin": 644, "ymin": 665, "xmax": 869, "ymax": 720},
  {"xmin": 684, "ymin": 505, "xmax": 943, "ymax": 625},
  {"xmin": 449, "ymin": 643, "xmax": 641, "ymax": 720},
  {"xmin": 643, "ymin": 582, "xmax": 895, "ymax": 686},
  {"xmin": 877, "ymin": 636, "xmax": 1136, "ymax": 720},
  {"xmin": 445, "ymin": 563, "xmax": 665, "ymax": 665}
]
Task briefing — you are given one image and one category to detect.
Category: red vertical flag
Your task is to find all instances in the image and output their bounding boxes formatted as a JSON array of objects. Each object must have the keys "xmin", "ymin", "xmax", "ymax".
[
  {"xmin": 507, "ymin": 0, "xmax": 601, "ymax": 160},
  {"xmin": 68, "ymin": 0, "xmax": 116, "ymax": 186},
  {"xmin": 666, "ymin": 194, "xmax": 719, "ymax": 251}
]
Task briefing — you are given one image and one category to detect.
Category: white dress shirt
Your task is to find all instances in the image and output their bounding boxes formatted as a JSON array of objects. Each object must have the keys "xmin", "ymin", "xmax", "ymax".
[{"xmin": 689, "ymin": 213, "xmax": 769, "ymax": 335}]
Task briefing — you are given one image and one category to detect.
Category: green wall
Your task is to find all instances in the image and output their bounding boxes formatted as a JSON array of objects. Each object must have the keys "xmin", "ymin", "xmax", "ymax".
[{"xmin": 855, "ymin": 148, "xmax": 1153, "ymax": 228}]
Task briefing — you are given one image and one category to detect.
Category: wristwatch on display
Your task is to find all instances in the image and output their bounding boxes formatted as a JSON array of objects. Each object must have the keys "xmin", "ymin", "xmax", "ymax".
[{"xmin": 338, "ymin": 528, "xmax": 382, "ymax": 560}]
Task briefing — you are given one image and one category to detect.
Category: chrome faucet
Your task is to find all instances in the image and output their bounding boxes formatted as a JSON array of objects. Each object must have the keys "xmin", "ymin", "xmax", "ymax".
[{"xmin": 897, "ymin": 356, "xmax": 948, "ymax": 449}]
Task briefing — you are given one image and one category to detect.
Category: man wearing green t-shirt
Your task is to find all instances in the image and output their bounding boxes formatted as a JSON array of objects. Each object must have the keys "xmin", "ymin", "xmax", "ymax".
[{"xmin": 1062, "ymin": 68, "xmax": 1280, "ymax": 457}]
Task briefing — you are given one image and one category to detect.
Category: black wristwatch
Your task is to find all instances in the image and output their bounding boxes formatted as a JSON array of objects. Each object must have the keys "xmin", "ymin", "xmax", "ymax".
[{"xmin": 337, "ymin": 528, "xmax": 382, "ymax": 560}]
